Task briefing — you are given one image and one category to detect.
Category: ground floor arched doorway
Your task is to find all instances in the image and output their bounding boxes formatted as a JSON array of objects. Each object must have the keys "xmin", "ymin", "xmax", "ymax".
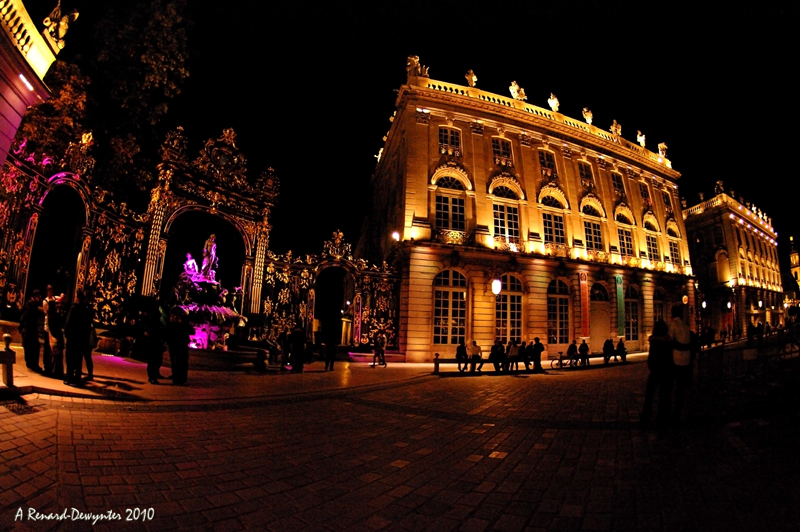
[
  {"xmin": 313, "ymin": 266, "xmax": 355, "ymax": 347},
  {"xmin": 160, "ymin": 211, "xmax": 245, "ymax": 301},
  {"xmin": 27, "ymin": 185, "xmax": 86, "ymax": 303}
]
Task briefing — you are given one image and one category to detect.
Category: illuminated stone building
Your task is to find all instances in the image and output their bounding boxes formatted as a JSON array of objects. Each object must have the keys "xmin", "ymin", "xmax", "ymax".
[
  {"xmin": 360, "ymin": 61, "xmax": 695, "ymax": 362},
  {"xmin": 0, "ymin": 0, "xmax": 61, "ymax": 165},
  {"xmin": 684, "ymin": 188, "xmax": 784, "ymax": 337}
]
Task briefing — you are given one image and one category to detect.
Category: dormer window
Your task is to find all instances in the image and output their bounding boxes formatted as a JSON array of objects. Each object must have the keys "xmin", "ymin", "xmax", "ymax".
[
  {"xmin": 439, "ymin": 127, "xmax": 461, "ymax": 156},
  {"xmin": 492, "ymin": 138, "xmax": 513, "ymax": 167}
]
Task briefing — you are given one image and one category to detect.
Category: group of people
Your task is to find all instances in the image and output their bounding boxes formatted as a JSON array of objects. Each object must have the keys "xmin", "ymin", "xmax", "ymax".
[
  {"xmin": 19, "ymin": 285, "xmax": 95, "ymax": 386},
  {"xmin": 641, "ymin": 304, "xmax": 700, "ymax": 428},
  {"xmin": 129, "ymin": 305, "xmax": 193, "ymax": 385},
  {"xmin": 456, "ymin": 338, "xmax": 546, "ymax": 373}
]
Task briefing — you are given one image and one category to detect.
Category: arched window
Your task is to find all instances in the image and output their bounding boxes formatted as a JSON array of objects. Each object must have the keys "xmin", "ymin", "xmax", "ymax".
[
  {"xmin": 590, "ymin": 283, "xmax": 609, "ymax": 301},
  {"xmin": 433, "ymin": 270, "xmax": 467, "ymax": 345},
  {"xmin": 582, "ymin": 204, "xmax": 601, "ymax": 217},
  {"xmin": 492, "ymin": 186, "xmax": 517, "ymax": 199},
  {"xmin": 435, "ymin": 176, "xmax": 466, "ymax": 232},
  {"xmin": 625, "ymin": 285, "xmax": 639, "ymax": 341},
  {"xmin": 616, "ymin": 212, "xmax": 632, "ymax": 225},
  {"xmin": 495, "ymin": 274, "xmax": 523, "ymax": 344},
  {"xmin": 547, "ymin": 279, "xmax": 570, "ymax": 344},
  {"xmin": 541, "ymin": 195, "xmax": 564, "ymax": 209},
  {"xmin": 644, "ymin": 220, "xmax": 658, "ymax": 232}
]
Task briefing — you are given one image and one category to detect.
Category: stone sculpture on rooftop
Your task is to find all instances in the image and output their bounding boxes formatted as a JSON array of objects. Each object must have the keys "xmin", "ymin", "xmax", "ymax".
[
  {"xmin": 465, "ymin": 69, "xmax": 477, "ymax": 87},
  {"xmin": 548, "ymin": 93, "xmax": 560, "ymax": 112}
]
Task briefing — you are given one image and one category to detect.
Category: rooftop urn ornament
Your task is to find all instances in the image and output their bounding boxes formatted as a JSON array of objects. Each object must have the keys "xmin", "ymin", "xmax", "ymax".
[
  {"xmin": 43, "ymin": 1, "xmax": 79, "ymax": 51},
  {"xmin": 465, "ymin": 69, "xmax": 478, "ymax": 87},
  {"xmin": 406, "ymin": 55, "xmax": 429, "ymax": 78},
  {"xmin": 509, "ymin": 81, "xmax": 527, "ymax": 101},
  {"xmin": 610, "ymin": 120, "xmax": 622, "ymax": 137},
  {"xmin": 582, "ymin": 107, "xmax": 593, "ymax": 125},
  {"xmin": 636, "ymin": 130, "xmax": 646, "ymax": 147},
  {"xmin": 658, "ymin": 142, "xmax": 668, "ymax": 158},
  {"xmin": 547, "ymin": 93, "xmax": 560, "ymax": 112},
  {"xmin": 715, "ymin": 180, "xmax": 724, "ymax": 195}
]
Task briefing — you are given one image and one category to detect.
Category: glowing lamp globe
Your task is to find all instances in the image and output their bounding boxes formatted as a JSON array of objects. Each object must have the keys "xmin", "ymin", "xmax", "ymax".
[{"xmin": 491, "ymin": 279, "xmax": 502, "ymax": 295}]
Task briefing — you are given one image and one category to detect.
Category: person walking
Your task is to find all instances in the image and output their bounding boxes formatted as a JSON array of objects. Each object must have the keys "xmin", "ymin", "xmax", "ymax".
[
  {"xmin": 64, "ymin": 291, "xmax": 92, "ymax": 385},
  {"xmin": 668, "ymin": 304, "xmax": 692, "ymax": 426},
  {"xmin": 19, "ymin": 290, "xmax": 43, "ymax": 372},
  {"xmin": 641, "ymin": 319, "xmax": 673, "ymax": 427},
  {"xmin": 579, "ymin": 339, "xmax": 590, "ymax": 366}
]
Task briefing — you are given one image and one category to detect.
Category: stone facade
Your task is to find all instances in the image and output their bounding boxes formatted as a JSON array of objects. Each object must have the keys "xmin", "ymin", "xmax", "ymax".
[
  {"xmin": 684, "ymin": 192, "xmax": 784, "ymax": 338},
  {"xmin": 360, "ymin": 70, "xmax": 695, "ymax": 362}
]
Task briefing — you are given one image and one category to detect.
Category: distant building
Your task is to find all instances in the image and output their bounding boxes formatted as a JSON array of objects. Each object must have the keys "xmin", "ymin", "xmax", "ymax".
[
  {"xmin": 683, "ymin": 191, "xmax": 783, "ymax": 338},
  {"xmin": 0, "ymin": 0, "xmax": 57, "ymax": 165},
  {"xmin": 359, "ymin": 62, "xmax": 695, "ymax": 361}
]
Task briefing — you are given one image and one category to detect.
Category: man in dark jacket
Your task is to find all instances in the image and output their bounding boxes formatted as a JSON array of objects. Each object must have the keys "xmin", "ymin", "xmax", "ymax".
[
  {"xmin": 19, "ymin": 290, "xmax": 43, "ymax": 372},
  {"xmin": 64, "ymin": 291, "xmax": 92, "ymax": 385}
]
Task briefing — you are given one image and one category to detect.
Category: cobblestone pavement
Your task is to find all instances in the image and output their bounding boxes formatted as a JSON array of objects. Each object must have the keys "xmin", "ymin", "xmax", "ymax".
[{"xmin": 2, "ymin": 359, "xmax": 800, "ymax": 532}]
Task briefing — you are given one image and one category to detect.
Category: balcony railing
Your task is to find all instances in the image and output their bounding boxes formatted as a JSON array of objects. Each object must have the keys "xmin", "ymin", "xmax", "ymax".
[
  {"xmin": 0, "ymin": 0, "xmax": 56, "ymax": 79},
  {"xmin": 436, "ymin": 229, "xmax": 468, "ymax": 245},
  {"xmin": 494, "ymin": 235, "xmax": 520, "ymax": 252}
]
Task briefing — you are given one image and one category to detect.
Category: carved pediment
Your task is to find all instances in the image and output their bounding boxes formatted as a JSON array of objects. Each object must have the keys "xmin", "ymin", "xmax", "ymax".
[
  {"xmin": 538, "ymin": 183, "xmax": 568, "ymax": 209},
  {"xmin": 193, "ymin": 128, "xmax": 248, "ymax": 190},
  {"xmin": 489, "ymin": 171, "xmax": 524, "ymax": 200}
]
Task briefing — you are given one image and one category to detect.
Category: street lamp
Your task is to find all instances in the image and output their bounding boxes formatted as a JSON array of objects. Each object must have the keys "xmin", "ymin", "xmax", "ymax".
[{"xmin": 491, "ymin": 278, "xmax": 502, "ymax": 296}]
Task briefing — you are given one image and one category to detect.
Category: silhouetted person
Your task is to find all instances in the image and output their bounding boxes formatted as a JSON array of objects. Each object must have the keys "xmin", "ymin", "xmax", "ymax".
[
  {"xmin": 489, "ymin": 339, "xmax": 505, "ymax": 372},
  {"xmin": 603, "ymin": 338, "xmax": 615, "ymax": 364},
  {"xmin": 290, "ymin": 327, "xmax": 305, "ymax": 373},
  {"xmin": 579, "ymin": 339, "xmax": 590, "ymax": 366},
  {"xmin": 64, "ymin": 291, "xmax": 92, "ymax": 385},
  {"xmin": 165, "ymin": 308, "xmax": 193, "ymax": 385},
  {"xmin": 19, "ymin": 290, "xmax": 43, "ymax": 372},
  {"xmin": 531, "ymin": 337, "xmax": 545, "ymax": 373},
  {"xmin": 641, "ymin": 319, "xmax": 673, "ymax": 427},
  {"xmin": 567, "ymin": 340, "xmax": 578, "ymax": 367},
  {"xmin": 46, "ymin": 294, "xmax": 65, "ymax": 379},
  {"xmin": 456, "ymin": 341, "xmax": 469, "ymax": 372},
  {"xmin": 469, "ymin": 340, "xmax": 483, "ymax": 372},
  {"xmin": 324, "ymin": 338, "xmax": 337, "ymax": 371},
  {"xmin": 668, "ymin": 304, "xmax": 692, "ymax": 426},
  {"xmin": 616, "ymin": 338, "xmax": 627, "ymax": 363}
]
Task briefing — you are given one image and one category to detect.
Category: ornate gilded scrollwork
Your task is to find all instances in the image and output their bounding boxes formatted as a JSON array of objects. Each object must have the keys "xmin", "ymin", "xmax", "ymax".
[{"xmin": 436, "ymin": 229, "xmax": 468, "ymax": 245}]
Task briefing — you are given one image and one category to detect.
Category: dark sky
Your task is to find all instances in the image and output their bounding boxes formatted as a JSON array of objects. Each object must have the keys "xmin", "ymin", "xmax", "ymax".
[{"xmin": 22, "ymin": 1, "xmax": 800, "ymax": 266}]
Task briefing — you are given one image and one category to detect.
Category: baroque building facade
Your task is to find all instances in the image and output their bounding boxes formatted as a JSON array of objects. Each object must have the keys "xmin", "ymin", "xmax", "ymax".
[
  {"xmin": 359, "ymin": 61, "xmax": 696, "ymax": 362},
  {"xmin": 683, "ymin": 186, "xmax": 784, "ymax": 338}
]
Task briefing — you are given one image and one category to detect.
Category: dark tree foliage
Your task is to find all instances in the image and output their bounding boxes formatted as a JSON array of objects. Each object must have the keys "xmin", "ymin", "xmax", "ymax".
[
  {"xmin": 15, "ymin": 61, "xmax": 90, "ymax": 159},
  {"xmin": 89, "ymin": 0, "xmax": 189, "ymax": 204}
]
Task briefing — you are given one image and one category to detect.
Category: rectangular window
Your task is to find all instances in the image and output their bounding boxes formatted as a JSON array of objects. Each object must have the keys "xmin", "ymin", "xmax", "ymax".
[
  {"xmin": 611, "ymin": 173, "xmax": 625, "ymax": 196},
  {"xmin": 639, "ymin": 182, "xmax": 650, "ymax": 201},
  {"xmin": 669, "ymin": 241, "xmax": 680, "ymax": 264},
  {"xmin": 646, "ymin": 234, "xmax": 660, "ymax": 260},
  {"xmin": 438, "ymin": 127, "xmax": 461, "ymax": 156},
  {"xmin": 625, "ymin": 300, "xmax": 639, "ymax": 341},
  {"xmin": 547, "ymin": 296, "xmax": 569, "ymax": 344},
  {"xmin": 492, "ymin": 138, "xmax": 513, "ymax": 166},
  {"xmin": 538, "ymin": 150, "xmax": 556, "ymax": 179},
  {"xmin": 662, "ymin": 191, "xmax": 672, "ymax": 207},
  {"xmin": 493, "ymin": 204, "xmax": 519, "ymax": 242},
  {"xmin": 584, "ymin": 220, "xmax": 603, "ymax": 251},
  {"xmin": 543, "ymin": 212, "xmax": 566, "ymax": 244},
  {"xmin": 435, "ymin": 195, "xmax": 465, "ymax": 231},
  {"xmin": 618, "ymin": 228, "xmax": 634, "ymax": 256},
  {"xmin": 433, "ymin": 289, "xmax": 466, "ymax": 344},
  {"xmin": 496, "ymin": 294, "xmax": 522, "ymax": 344},
  {"xmin": 578, "ymin": 162, "xmax": 594, "ymax": 187}
]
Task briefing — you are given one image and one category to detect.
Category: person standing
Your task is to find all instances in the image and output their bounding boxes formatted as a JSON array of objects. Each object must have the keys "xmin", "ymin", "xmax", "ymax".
[
  {"xmin": 566, "ymin": 340, "xmax": 578, "ymax": 367},
  {"xmin": 165, "ymin": 308, "xmax": 193, "ymax": 385},
  {"xmin": 19, "ymin": 290, "xmax": 43, "ymax": 372},
  {"xmin": 139, "ymin": 308, "xmax": 165, "ymax": 384},
  {"xmin": 668, "ymin": 304, "xmax": 692, "ymax": 426},
  {"xmin": 46, "ymin": 294, "xmax": 65, "ymax": 379},
  {"xmin": 42, "ymin": 285, "xmax": 56, "ymax": 375},
  {"xmin": 531, "ymin": 337, "xmax": 545, "ymax": 373},
  {"xmin": 290, "ymin": 327, "xmax": 306, "ymax": 373},
  {"xmin": 64, "ymin": 291, "xmax": 92, "ymax": 385},
  {"xmin": 603, "ymin": 338, "xmax": 615, "ymax": 363},
  {"xmin": 372, "ymin": 333, "xmax": 387, "ymax": 367},
  {"xmin": 641, "ymin": 319, "xmax": 673, "ymax": 427},
  {"xmin": 324, "ymin": 337, "xmax": 337, "ymax": 371},
  {"xmin": 578, "ymin": 339, "xmax": 590, "ymax": 366},
  {"xmin": 469, "ymin": 340, "xmax": 483, "ymax": 372}
]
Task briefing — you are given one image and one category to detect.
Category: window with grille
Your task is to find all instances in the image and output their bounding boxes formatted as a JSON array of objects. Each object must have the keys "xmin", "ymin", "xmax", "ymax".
[
  {"xmin": 438, "ymin": 127, "xmax": 461, "ymax": 156},
  {"xmin": 618, "ymin": 228, "xmax": 634, "ymax": 256},
  {"xmin": 543, "ymin": 212, "xmax": 565, "ymax": 244},
  {"xmin": 435, "ymin": 195, "xmax": 465, "ymax": 231},
  {"xmin": 495, "ymin": 274, "xmax": 523, "ymax": 344},
  {"xmin": 547, "ymin": 279, "xmax": 570, "ymax": 344},
  {"xmin": 611, "ymin": 173, "xmax": 625, "ymax": 196},
  {"xmin": 492, "ymin": 138, "xmax": 513, "ymax": 166},
  {"xmin": 584, "ymin": 220, "xmax": 603, "ymax": 251},
  {"xmin": 668, "ymin": 241, "xmax": 680, "ymax": 264},
  {"xmin": 433, "ymin": 270, "xmax": 467, "ymax": 345},
  {"xmin": 646, "ymin": 234, "xmax": 659, "ymax": 260},
  {"xmin": 493, "ymin": 204, "xmax": 519, "ymax": 242}
]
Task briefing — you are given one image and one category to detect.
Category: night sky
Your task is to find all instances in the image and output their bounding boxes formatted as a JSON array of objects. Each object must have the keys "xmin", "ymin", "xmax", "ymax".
[{"xmin": 22, "ymin": 1, "xmax": 800, "ymax": 266}]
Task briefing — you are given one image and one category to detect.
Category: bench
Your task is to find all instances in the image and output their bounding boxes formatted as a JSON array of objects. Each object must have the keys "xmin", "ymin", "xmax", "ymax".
[
  {"xmin": 433, "ymin": 353, "xmax": 471, "ymax": 374},
  {"xmin": 1, "ymin": 334, "xmax": 14, "ymax": 387}
]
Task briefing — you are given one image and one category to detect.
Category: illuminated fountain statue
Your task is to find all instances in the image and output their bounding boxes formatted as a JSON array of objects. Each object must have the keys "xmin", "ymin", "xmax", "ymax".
[{"xmin": 173, "ymin": 234, "xmax": 243, "ymax": 349}]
